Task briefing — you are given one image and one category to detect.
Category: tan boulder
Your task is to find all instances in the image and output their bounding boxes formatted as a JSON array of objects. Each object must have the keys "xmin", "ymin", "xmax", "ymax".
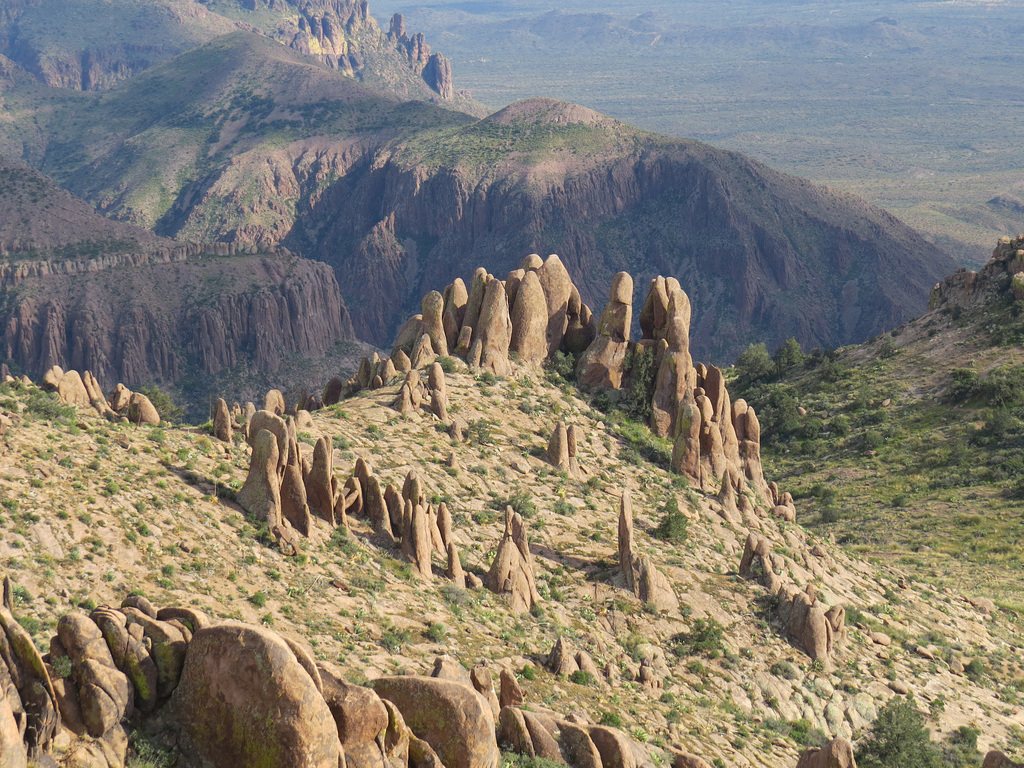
[
  {"xmin": 264, "ymin": 389, "xmax": 286, "ymax": 416},
  {"xmin": 213, "ymin": 398, "xmax": 233, "ymax": 442},
  {"xmin": 588, "ymin": 725, "xmax": 636, "ymax": 768},
  {"xmin": 536, "ymin": 255, "xmax": 573, "ymax": 355},
  {"xmin": 173, "ymin": 623, "xmax": 343, "ymax": 768},
  {"xmin": 421, "ymin": 291, "xmax": 449, "ymax": 357},
  {"xmin": 127, "ymin": 392, "xmax": 160, "ymax": 425},
  {"xmin": 372, "ymin": 676, "xmax": 500, "ymax": 768},
  {"xmin": 442, "ymin": 278, "xmax": 469, "ymax": 351},
  {"xmin": 394, "ymin": 349, "xmax": 412, "ymax": 373},
  {"xmin": 56, "ymin": 370, "xmax": 91, "ymax": 408},
  {"xmin": 638, "ymin": 557, "xmax": 679, "ymax": 612},
  {"xmin": 671, "ymin": 401, "xmax": 702, "ymax": 485},
  {"xmin": 546, "ymin": 423, "xmax": 570, "ymax": 472},
  {"xmin": 487, "ymin": 508, "xmax": 541, "ymax": 613},
  {"xmin": 305, "ymin": 437, "xmax": 337, "ymax": 526},
  {"xmin": 42, "ymin": 365, "xmax": 63, "ymax": 391},
  {"xmin": 56, "ymin": 612, "xmax": 131, "ymax": 738},
  {"xmin": 408, "ymin": 503, "xmax": 433, "ymax": 580},
  {"xmin": 0, "ymin": 691, "xmax": 26, "ymax": 768},
  {"xmin": 108, "ymin": 382, "xmax": 132, "ymax": 413},
  {"xmin": 984, "ymin": 752, "xmax": 1024, "ymax": 768},
  {"xmin": 497, "ymin": 706, "xmax": 534, "ymax": 758},
  {"xmin": 391, "ymin": 315, "xmax": 424, "ymax": 360},
  {"xmin": 461, "ymin": 268, "xmax": 490, "ymax": 340},
  {"xmin": 280, "ymin": 439, "xmax": 312, "ymax": 537},
  {"xmin": 318, "ymin": 662, "xmax": 388, "ymax": 751},
  {"xmin": 795, "ymin": 737, "xmax": 857, "ymax": 768},
  {"xmin": 476, "ymin": 278, "xmax": 512, "ymax": 377},
  {"xmin": 237, "ymin": 429, "xmax": 282, "ymax": 528},
  {"xmin": 499, "ymin": 669, "xmax": 525, "ymax": 709},
  {"xmin": 510, "ymin": 270, "xmax": 549, "ymax": 365},
  {"xmin": 322, "ymin": 376, "xmax": 345, "ymax": 406},
  {"xmin": 617, "ymin": 491, "xmax": 638, "ymax": 594},
  {"xmin": 411, "ymin": 334, "xmax": 437, "ymax": 370},
  {"xmin": 447, "ymin": 542, "xmax": 466, "ymax": 588},
  {"xmin": 545, "ymin": 636, "xmax": 579, "ymax": 677},
  {"xmin": 577, "ymin": 272, "xmax": 633, "ymax": 389}
]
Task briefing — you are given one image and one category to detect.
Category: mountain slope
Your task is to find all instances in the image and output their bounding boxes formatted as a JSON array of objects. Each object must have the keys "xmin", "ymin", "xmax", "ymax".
[
  {"xmin": 0, "ymin": 34, "xmax": 956, "ymax": 361},
  {"xmin": 0, "ymin": 0, "xmax": 475, "ymax": 109},
  {"xmin": 0, "ymin": 154, "xmax": 363, "ymax": 409},
  {"xmin": 730, "ymin": 236, "xmax": 1024, "ymax": 604}
]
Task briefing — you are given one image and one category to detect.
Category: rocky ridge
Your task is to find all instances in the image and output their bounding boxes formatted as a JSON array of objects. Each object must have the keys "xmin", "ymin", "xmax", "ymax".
[
  {"xmin": 0, "ymin": 293, "xmax": 1018, "ymax": 765},
  {"xmin": 0, "ymin": 0, "xmax": 460, "ymax": 102}
]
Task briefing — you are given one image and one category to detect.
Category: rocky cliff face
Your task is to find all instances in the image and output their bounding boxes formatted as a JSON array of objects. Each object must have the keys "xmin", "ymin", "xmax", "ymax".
[
  {"xmin": 1, "ymin": 251, "xmax": 355, "ymax": 390},
  {"xmin": 276, "ymin": 103, "xmax": 953, "ymax": 357},
  {"xmin": 0, "ymin": 0, "xmax": 456, "ymax": 99}
]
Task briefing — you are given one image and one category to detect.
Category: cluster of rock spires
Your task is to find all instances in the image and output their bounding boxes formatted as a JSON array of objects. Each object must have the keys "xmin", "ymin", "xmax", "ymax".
[
  {"xmin": 617, "ymin": 492, "xmax": 681, "ymax": 613},
  {"xmin": 0, "ymin": 581, "xmax": 892, "ymax": 768},
  {"xmin": 38, "ymin": 366, "xmax": 160, "ymax": 425},
  {"xmin": 739, "ymin": 533, "xmax": 848, "ymax": 670},
  {"xmin": 386, "ymin": 13, "xmax": 453, "ymax": 99}
]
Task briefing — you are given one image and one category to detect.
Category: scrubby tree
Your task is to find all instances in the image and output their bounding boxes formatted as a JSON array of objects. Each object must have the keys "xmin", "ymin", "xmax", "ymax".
[
  {"xmin": 856, "ymin": 695, "xmax": 942, "ymax": 768},
  {"xmin": 735, "ymin": 342, "xmax": 775, "ymax": 384}
]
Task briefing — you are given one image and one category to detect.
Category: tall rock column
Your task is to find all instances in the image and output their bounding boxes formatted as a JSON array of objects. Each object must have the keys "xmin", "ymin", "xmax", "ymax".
[{"xmin": 576, "ymin": 272, "xmax": 633, "ymax": 389}]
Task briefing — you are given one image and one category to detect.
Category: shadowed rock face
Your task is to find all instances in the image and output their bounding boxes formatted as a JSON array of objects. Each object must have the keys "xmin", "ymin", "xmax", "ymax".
[
  {"xmin": 0, "ymin": 253, "xmax": 354, "ymax": 390},
  {"xmin": 285, "ymin": 119, "xmax": 953, "ymax": 359}
]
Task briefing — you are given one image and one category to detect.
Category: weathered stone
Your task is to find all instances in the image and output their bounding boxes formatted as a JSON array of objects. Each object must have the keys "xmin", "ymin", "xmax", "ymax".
[
  {"xmin": 56, "ymin": 370, "xmax": 91, "ymax": 409},
  {"xmin": 510, "ymin": 270, "xmax": 549, "ymax": 366},
  {"xmin": 499, "ymin": 669, "xmax": 525, "ymax": 709},
  {"xmin": 476, "ymin": 279, "xmax": 512, "ymax": 377},
  {"xmin": 237, "ymin": 429, "xmax": 282, "ymax": 528},
  {"xmin": 577, "ymin": 272, "xmax": 633, "ymax": 389},
  {"xmin": 411, "ymin": 334, "xmax": 437, "ymax": 370},
  {"xmin": 391, "ymin": 315, "xmax": 424, "ymax": 360},
  {"xmin": 91, "ymin": 607, "xmax": 158, "ymax": 713},
  {"xmin": 56, "ymin": 612, "xmax": 130, "ymax": 738},
  {"xmin": 213, "ymin": 398, "xmax": 233, "ymax": 442},
  {"xmin": 172, "ymin": 623, "xmax": 343, "ymax": 768},
  {"xmin": 443, "ymin": 278, "xmax": 469, "ymax": 351},
  {"xmin": 409, "ymin": 503, "xmax": 433, "ymax": 580},
  {"xmin": 120, "ymin": 609, "xmax": 187, "ymax": 699},
  {"xmin": 318, "ymin": 662, "xmax": 388, "ymax": 749},
  {"xmin": 127, "ymin": 392, "xmax": 159, "ymax": 425},
  {"xmin": 487, "ymin": 508, "xmax": 541, "ymax": 613},
  {"xmin": 547, "ymin": 423, "xmax": 570, "ymax": 472},
  {"xmin": 498, "ymin": 706, "xmax": 533, "ymax": 758},
  {"xmin": 322, "ymin": 376, "xmax": 345, "ymax": 406},
  {"xmin": 447, "ymin": 542, "xmax": 466, "ymax": 588},
  {"xmin": 428, "ymin": 363, "xmax": 449, "ymax": 421},
  {"xmin": 638, "ymin": 557, "xmax": 679, "ymax": 612},
  {"xmin": 470, "ymin": 664, "xmax": 500, "ymax": 719},
  {"xmin": 536, "ymin": 255, "xmax": 573, "ymax": 355},
  {"xmin": 264, "ymin": 389, "xmax": 286, "ymax": 416},
  {"xmin": 795, "ymin": 737, "xmax": 857, "ymax": 768},
  {"xmin": 558, "ymin": 721, "xmax": 602, "ymax": 768},
  {"xmin": 546, "ymin": 637, "xmax": 579, "ymax": 677},
  {"xmin": 421, "ymin": 291, "xmax": 449, "ymax": 357},
  {"xmin": 280, "ymin": 438, "xmax": 312, "ymax": 537},
  {"xmin": 587, "ymin": 725, "xmax": 636, "ymax": 768},
  {"xmin": 372, "ymin": 676, "xmax": 500, "ymax": 768},
  {"xmin": 617, "ymin": 491, "xmax": 638, "ymax": 594},
  {"xmin": 305, "ymin": 437, "xmax": 337, "ymax": 526},
  {"xmin": 0, "ymin": 687, "xmax": 28, "ymax": 768},
  {"xmin": 393, "ymin": 350, "xmax": 412, "ymax": 373}
]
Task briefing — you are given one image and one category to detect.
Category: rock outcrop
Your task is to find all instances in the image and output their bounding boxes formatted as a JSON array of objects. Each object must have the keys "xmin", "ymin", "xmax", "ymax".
[
  {"xmin": 795, "ymin": 737, "xmax": 857, "ymax": 768},
  {"xmin": 4, "ymin": 253, "xmax": 355, "ymax": 394},
  {"xmin": 387, "ymin": 255, "xmax": 596, "ymax": 377},
  {"xmin": 487, "ymin": 507, "xmax": 541, "ymax": 613}
]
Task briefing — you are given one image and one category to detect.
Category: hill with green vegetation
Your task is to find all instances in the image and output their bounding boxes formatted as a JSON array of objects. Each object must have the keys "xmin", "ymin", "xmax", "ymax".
[{"xmin": 729, "ymin": 235, "xmax": 1024, "ymax": 607}]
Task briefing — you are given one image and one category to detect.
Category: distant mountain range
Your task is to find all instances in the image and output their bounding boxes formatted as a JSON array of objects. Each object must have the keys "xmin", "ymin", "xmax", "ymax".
[{"xmin": 0, "ymin": 0, "xmax": 959, "ymax": 394}]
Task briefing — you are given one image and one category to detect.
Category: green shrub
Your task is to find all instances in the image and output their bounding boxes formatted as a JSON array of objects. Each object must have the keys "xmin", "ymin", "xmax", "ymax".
[
  {"xmin": 436, "ymin": 356, "xmax": 457, "ymax": 374},
  {"xmin": 26, "ymin": 392, "xmax": 76, "ymax": 422},
  {"xmin": 381, "ymin": 627, "xmax": 412, "ymax": 652},
  {"xmin": 520, "ymin": 664, "xmax": 536, "ymax": 680},
  {"xmin": 599, "ymin": 711, "xmax": 623, "ymax": 728},
  {"xmin": 655, "ymin": 496, "xmax": 688, "ymax": 544},
  {"xmin": 249, "ymin": 591, "xmax": 267, "ymax": 608},
  {"xmin": 425, "ymin": 622, "xmax": 447, "ymax": 643},
  {"xmin": 138, "ymin": 386, "xmax": 183, "ymax": 422},
  {"xmin": 568, "ymin": 670, "xmax": 595, "ymax": 686},
  {"xmin": 673, "ymin": 618, "xmax": 725, "ymax": 657},
  {"xmin": 856, "ymin": 696, "xmax": 942, "ymax": 768}
]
